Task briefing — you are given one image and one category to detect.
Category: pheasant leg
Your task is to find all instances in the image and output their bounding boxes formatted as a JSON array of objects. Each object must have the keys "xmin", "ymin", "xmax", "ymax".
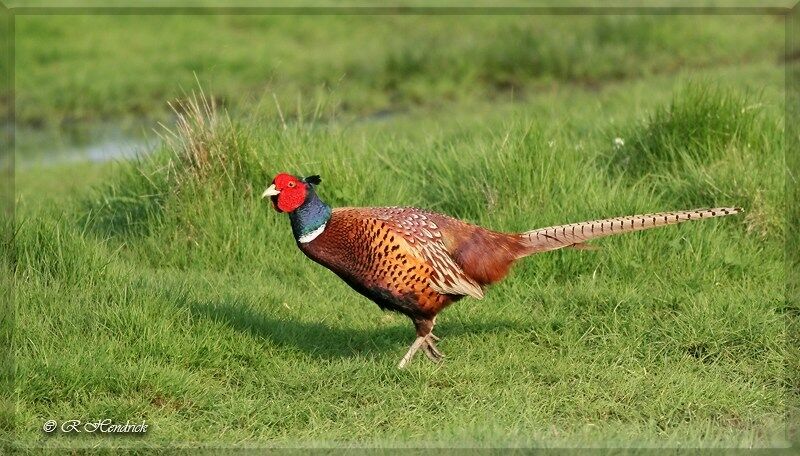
[
  {"xmin": 398, "ymin": 336, "xmax": 427, "ymax": 369},
  {"xmin": 428, "ymin": 317, "xmax": 441, "ymax": 342},
  {"xmin": 429, "ymin": 316, "xmax": 440, "ymax": 342}
]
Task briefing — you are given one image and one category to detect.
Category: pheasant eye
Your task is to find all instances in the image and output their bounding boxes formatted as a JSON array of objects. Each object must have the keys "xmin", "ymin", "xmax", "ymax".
[{"xmin": 287, "ymin": 181, "xmax": 296, "ymax": 188}]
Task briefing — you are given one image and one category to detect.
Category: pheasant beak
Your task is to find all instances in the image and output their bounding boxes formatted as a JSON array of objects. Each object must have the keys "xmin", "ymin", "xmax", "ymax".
[{"xmin": 262, "ymin": 184, "xmax": 280, "ymax": 198}]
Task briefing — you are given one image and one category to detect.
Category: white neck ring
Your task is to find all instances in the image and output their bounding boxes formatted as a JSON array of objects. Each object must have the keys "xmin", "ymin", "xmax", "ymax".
[{"xmin": 298, "ymin": 223, "xmax": 326, "ymax": 244}]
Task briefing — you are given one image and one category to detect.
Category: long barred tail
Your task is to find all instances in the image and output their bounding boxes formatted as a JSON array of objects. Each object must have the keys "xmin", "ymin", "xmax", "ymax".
[{"xmin": 519, "ymin": 207, "xmax": 741, "ymax": 256}]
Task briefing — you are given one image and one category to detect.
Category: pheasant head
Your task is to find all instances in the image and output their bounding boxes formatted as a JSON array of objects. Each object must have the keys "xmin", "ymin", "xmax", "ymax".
[
  {"xmin": 262, "ymin": 173, "xmax": 322, "ymax": 213},
  {"xmin": 263, "ymin": 173, "xmax": 330, "ymax": 243}
]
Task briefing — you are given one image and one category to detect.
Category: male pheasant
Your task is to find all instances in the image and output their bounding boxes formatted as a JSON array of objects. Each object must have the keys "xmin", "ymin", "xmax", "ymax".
[{"xmin": 263, "ymin": 173, "xmax": 741, "ymax": 368}]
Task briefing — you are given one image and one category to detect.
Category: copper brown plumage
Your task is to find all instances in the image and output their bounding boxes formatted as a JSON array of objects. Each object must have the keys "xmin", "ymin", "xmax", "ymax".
[{"xmin": 263, "ymin": 173, "xmax": 742, "ymax": 368}]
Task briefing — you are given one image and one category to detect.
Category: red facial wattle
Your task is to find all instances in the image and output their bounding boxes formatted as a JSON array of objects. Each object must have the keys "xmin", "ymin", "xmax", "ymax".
[
  {"xmin": 271, "ymin": 173, "xmax": 308, "ymax": 213},
  {"xmin": 276, "ymin": 186, "xmax": 307, "ymax": 212}
]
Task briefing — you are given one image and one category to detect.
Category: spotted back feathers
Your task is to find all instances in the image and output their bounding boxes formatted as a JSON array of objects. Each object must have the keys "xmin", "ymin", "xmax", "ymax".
[{"xmin": 365, "ymin": 207, "xmax": 485, "ymax": 299}]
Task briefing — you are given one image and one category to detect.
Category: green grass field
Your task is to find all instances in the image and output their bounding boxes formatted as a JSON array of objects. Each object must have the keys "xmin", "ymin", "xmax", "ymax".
[{"xmin": 5, "ymin": 12, "xmax": 794, "ymax": 450}]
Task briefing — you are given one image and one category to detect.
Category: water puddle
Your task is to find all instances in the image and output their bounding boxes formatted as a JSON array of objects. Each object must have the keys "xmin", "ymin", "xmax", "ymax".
[
  {"xmin": 14, "ymin": 120, "xmax": 157, "ymax": 169},
  {"xmin": 12, "ymin": 108, "xmax": 406, "ymax": 170}
]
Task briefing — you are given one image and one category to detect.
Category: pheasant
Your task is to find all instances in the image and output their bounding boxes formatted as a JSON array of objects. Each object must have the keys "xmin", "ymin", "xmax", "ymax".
[{"xmin": 263, "ymin": 173, "xmax": 741, "ymax": 368}]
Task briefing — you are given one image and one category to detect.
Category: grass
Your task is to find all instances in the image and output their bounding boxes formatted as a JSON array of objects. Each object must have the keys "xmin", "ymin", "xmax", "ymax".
[
  {"xmin": 6, "ymin": 12, "xmax": 792, "ymax": 451},
  {"xmin": 11, "ymin": 74, "xmax": 789, "ymax": 448},
  {"xmin": 12, "ymin": 14, "xmax": 784, "ymax": 127}
]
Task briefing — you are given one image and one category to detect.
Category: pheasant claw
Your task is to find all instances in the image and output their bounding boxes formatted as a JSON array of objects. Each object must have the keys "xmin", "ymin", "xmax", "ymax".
[
  {"xmin": 423, "ymin": 338, "xmax": 444, "ymax": 363},
  {"xmin": 398, "ymin": 336, "xmax": 427, "ymax": 369}
]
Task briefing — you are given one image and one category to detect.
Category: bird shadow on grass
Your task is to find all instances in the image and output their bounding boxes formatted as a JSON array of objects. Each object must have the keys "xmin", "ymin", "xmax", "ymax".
[{"xmin": 180, "ymin": 295, "xmax": 527, "ymax": 360}]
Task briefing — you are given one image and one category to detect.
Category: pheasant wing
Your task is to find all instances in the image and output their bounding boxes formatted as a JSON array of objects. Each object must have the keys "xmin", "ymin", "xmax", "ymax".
[
  {"xmin": 414, "ymin": 240, "xmax": 484, "ymax": 299},
  {"xmin": 370, "ymin": 208, "xmax": 485, "ymax": 300}
]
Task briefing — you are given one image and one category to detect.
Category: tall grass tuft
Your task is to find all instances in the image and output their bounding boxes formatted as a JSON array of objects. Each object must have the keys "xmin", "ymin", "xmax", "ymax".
[
  {"xmin": 80, "ymin": 88, "xmax": 360, "ymax": 270},
  {"xmin": 161, "ymin": 86, "xmax": 224, "ymax": 180},
  {"xmin": 84, "ymin": 87, "xmax": 254, "ymax": 237},
  {"xmin": 606, "ymin": 83, "xmax": 764, "ymax": 177}
]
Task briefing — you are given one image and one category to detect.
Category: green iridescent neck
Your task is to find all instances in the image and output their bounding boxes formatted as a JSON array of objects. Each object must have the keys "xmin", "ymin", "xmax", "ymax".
[{"xmin": 288, "ymin": 187, "xmax": 332, "ymax": 241}]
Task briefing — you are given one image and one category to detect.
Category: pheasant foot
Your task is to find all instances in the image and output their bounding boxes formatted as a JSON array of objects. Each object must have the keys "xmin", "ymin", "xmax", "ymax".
[
  {"xmin": 422, "ymin": 337, "xmax": 444, "ymax": 363},
  {"xmin": 398, "ymin": 334, "xmax": 443, "ymax": 368}
]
